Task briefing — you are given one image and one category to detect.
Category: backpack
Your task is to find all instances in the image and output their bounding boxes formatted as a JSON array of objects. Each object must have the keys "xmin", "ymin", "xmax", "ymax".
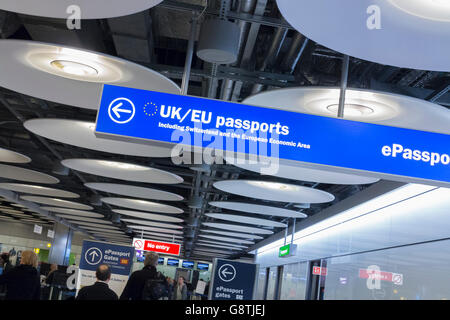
[{"xmin": 142, "ymin": 272, "xmax": 169, "ymax": 300}]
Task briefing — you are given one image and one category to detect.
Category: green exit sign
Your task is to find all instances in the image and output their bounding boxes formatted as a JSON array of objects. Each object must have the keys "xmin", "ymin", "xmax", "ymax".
[{"xmin": 279, "ymin": 244, "xmax": 297, "ymax": 258}]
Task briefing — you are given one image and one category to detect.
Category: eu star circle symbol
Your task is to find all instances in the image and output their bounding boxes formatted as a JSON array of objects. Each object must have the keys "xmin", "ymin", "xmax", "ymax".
[{"xmin": 108, "ymin": 97, "xmax": 136, "ymax": 124}]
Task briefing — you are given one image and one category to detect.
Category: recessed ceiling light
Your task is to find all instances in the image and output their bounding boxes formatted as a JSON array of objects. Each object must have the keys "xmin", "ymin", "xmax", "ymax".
[
  {"xmin": 276, "ymin": 0, "xmax": 450, "ymax": 71},
  {"xmin": 24, "ymin": 119, "xmax": 175, "ymax": 158},
  {"xmin": 0, "ymin": 0, "xmax": 164, "ymax": 19},
  {"xmin": 0, "ymin": 40, "xmax": 180, "ymax": 109},
  {"xmin": 202, "ymin": 222, "xmax": 274, "ymax": 235},
  {"xmin": 41, "ymin": 207, "xmax": 104, "ymax": 218},
  {"xmin": 85, "ymin": 183, "xmax": 183, "ymax": 202},
  {"xmin": 120, "ymin": 218, "xmax": 183, "ymax": 230},
  {"xmin": 326, "ymin": 104, "xmax": 374, "ymax": 117},
  {"xmin": 112, "ymin": 209, "xmax": 183, "ymax": 223},
  {"xmin": 0, "ymin": 183, "xmax": 79, "ymax": 198},
  {"xmin": 213, "ymin": 180, "xmax": 335, "ymax": 203},
  {"xmin": 61, "ymin": 159, "xmax": 183, "ymax": 184},
  {"xmin": 0, "ymin": 164, "xmax": 59, "ymax": 184},
  {"xmin": 0, "ymin": 147, "xmax": 31, "ymax": 164},
  {"xmin": 209, "ymin": 202, "xmax": 307, "ymax": 218},
  {"xmin": 128, "ymin": 225, "xmax": 183, "ymax": 234},
  {"xmin": 389, "ymin": 0, "xmax": 450, "ymax": 22},
  {"xmin": 102, "ymin": 197, "xmax": 183, "ymax": 214},
  {"xmin": 224, "ymin": 153, "xmax": 379, "ymax": 185},
  {"xmin": 20, "ymin": 196, "xmax": 93, "ymax": 210},
  {"xmin": 50, "ymin": 60, "xmax": 98, "ymax": 77},
  {"xmin": 200, "ymin": 229, "xmax": 263, "ymax": 240},
  {"xmin": 205, "ymin": 213, "xmax": 287, "ymax": 228},
  {"xmin": 244, "ymin": 89, "xmax": 450, "ymax": 134}
]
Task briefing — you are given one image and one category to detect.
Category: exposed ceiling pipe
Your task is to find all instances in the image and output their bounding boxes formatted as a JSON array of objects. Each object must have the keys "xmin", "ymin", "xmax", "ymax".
[
  {"xmin": 250, "ymin": 26, "xmax": 288, "ymax": 94},
  {"xmin": 281, "ymin": 32, "xmax": 309, "ymax": 74},
  {"xmin": 221, "ymin": 0, "xmax": 257, "ymax": 101}
]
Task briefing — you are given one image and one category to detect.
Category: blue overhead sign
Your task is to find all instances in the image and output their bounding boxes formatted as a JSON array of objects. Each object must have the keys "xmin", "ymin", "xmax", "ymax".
[
  {"xmin": 209, "ymin": 258, "xmax": 258, "ymax": 300},
  {"xmin": 95, "ymin": 85, "xmax": 450, "ymax": 186},
  {"xmin": 79, "ymin": 240, "xmax": 134, "ymax": 276}
]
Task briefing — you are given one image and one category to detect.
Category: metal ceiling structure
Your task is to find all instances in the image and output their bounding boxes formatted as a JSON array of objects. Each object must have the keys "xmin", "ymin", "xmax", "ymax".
[{"xmin": 0, "ymin": 0, "xmax": 449, "ymax": 261}]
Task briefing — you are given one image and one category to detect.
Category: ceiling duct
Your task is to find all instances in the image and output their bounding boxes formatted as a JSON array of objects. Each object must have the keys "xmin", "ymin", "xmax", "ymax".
[
  {"xmin": 185, "ymin": 228, "xmax": 196, "ymax": 238},
  {"xmin": 188, "ymin": 195, "xmax": 204, "ymax": 209},
  {"xmin": 197, "ymin": 18, "xmax": 240, "ymax": 64},
  {"xmin": 89, "ymin": 194, "xmax": 103, "ymax": 207}
]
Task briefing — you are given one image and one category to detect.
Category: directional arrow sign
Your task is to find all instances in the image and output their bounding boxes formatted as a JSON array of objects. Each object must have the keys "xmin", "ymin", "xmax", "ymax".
[
  {"xmin": 218, "ymin": 264, "xmax": 236, "ymax": 282},
  {"xmin": 84, "ymin": 247, "xmax": 102, "ymax": 265},
  {"xmin": 112, "ymin": 102, "xmax": 132, "ymax": 118},
  {"xmin": 89, "ymin": 250, "xmax": 99, "ymax": 262},
  {"xmin": 107, "ymin": 97, "xmax": 135, "ymax": 124}
]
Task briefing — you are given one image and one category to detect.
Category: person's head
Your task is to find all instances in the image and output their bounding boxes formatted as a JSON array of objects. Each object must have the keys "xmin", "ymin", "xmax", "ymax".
[
  {"xmin": 96, "ymin": 264, "xmax": 111, "ymax": 282},
  {"xmin": 178, "ymin": 276, "xmax": 185, "ymax": 286},
  {"xmin": 50, "ymin": 264, "xmax": 58, "ymax": 272},
  {"xmin": 144, "ymin": 252, "xmax": 159, "ymax": 268},
  {"xmin": 20, "ymin": 250, "xmax": 38, "ymax": 268},
  {"xmin": 0, "ymin": 253, "xmax": 9, "ymax": 265}
]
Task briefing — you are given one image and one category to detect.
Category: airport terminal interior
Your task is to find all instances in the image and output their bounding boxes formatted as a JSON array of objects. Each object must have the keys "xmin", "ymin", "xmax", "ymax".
[{"xmin": 0, "ymin": 0, "xmax": 449, "ymax": 301}]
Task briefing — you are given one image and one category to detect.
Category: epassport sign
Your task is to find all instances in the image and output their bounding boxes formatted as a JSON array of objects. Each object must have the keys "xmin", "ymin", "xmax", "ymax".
[{"xmin": 95, "ymin": 85, "xmax": 450, "ymax": 187}]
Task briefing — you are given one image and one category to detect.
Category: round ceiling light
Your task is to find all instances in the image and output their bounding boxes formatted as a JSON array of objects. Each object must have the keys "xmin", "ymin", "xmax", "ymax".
[
  {"xmin": 0, "ymin": 0, "xmax": 163, "ymax": 19},
  {"xmin": 224, "ymin": 153, "xmax": 380, "ymax": 185},
  {"xmin": 127, "ymin": 225, "xmax": 183, "ymax": 235},
  {"xmin": 120, "ymin": 218, "xmax": 182, "ymax": 230},
  {"xmin": 198, "ymin": 234, "xmax": 255, "ymax": 245},
  {"xmin": 0, "ymin": 183, "xmax": 79, "ymax": 198},
  {"xmin": 276, "ymin": 0, "xmax": 450, "ymax": 71},
  {"xmin": 41, "ymin": 207, "xmax": 104, "ymax": 218},
  {"xmin": 197, "ymin": 240, "xmax": 248, "ymax": 249},
  {"xmin": 0, "ymin": 147, "xmax": 31, "ymax": 164},
  {"xmin": 50, "ymin": 60, "xmax": 98, "ymax": 77},
  {"xmin": 85, "ymin": 183, "xmax": 183, "ymax": 201},
  {"xmin": 24, "ymin": 119, "xmax": 174, "ymax": 158},
  {"xmin": 209, "ymin": 201, "xmax": 307, "ymax": 218},
  {"xmin": 326, "ymin": 104, "xmax": 374, "ymax": 117},
  {"xmin": 112, "ymin": 209, "xmax": 183, "ymax": 223},
  {"xmin": 205, "ymin": 213, "xmax": 287, "ymax": 228},
  {"xmin": 200, "ymin": 229, "xmax": 263, "ymax": 240},
  {"xmin": 61, "ymin": 159, "xmax": 183, "ymax": 184},
  {"xmin": 137, "ymin": 231, "xmax": 183, "ymax": 239},
  {"xmin": 56, "ymin": 214, "xmax": 112, "ymax": 224},
  {"xmin": 213, "ymin": 180, "xmax": 334, "ymax": 203},
  {"xmin": 101, "ymin": 197, "xmax": 183, "ymax": 214},
  {"xmin": 0, "ymin": 40, "xmax": 180, "ymax": 109},
  {"xmin": 193, "ymin": 248, "xmax": 237, "ymax": 255},
  {"xmin": 202, "ymin": 222, "xmax": 274, "ymax": 235},
  {"xmin": 20, "ymin": 196, "xmax": 93, "ymax": 210},
  {"xmin": 243, "ymin": 87, "xmax": 450, "ymax": 134},
  {"xmin": 83, "ymin": 228, "xmax": 125, "ymax": 235},
  {"xmin": 0, "ymin": 164, "xmax": 59, "ymax": 184},
  {"xmin": 388, "ymin": 0, "xmax": 450, "ymax": 22},
  {"xmin": 65, "ymin": 221, "xmax": 119, "ymax": 229}
]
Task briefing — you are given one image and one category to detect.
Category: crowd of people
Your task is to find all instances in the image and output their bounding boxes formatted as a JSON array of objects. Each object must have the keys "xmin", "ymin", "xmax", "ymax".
[{"xmin": 0, "ymin": 250, "xmax": 209, "ymax": 301}]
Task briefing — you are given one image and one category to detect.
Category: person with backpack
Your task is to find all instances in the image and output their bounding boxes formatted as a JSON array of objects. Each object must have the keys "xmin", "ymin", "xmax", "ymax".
[{"xmin": 119, "ymin": 252, "xmax": 168, "ymax": 300}]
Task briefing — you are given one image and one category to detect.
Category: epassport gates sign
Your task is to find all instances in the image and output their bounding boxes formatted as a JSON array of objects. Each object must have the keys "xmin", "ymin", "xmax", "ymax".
[
  {"xmin": 209, "ymin": 258, "xmax": 258, "ymax": 300},
  {"xmin": 95, "ymin": 85, "xmax": 450, "ymax": 187}
]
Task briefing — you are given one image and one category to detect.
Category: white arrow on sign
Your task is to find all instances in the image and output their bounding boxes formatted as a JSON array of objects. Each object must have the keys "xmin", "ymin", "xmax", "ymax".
[
  {"xmin": 221, "ymin": 267, "xmax": 233, "ymax": 278},
  {"xmin": 89, "ymin": 250, "xmax": 99, "ymax": 262},
  {"xmin": 84, "ymin": 247, "xmax": 102, "ymax": 265},
  {"xmin": 111, "ymin": 102, "xmax": 132, "ymax": 118},
  {"xmin": 218, "ymin": 264, "xmax": 236, "ymax": 282},
  {"xmin": 108, "ymin": 97, "xmax": 136, "ymax": 124}
]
